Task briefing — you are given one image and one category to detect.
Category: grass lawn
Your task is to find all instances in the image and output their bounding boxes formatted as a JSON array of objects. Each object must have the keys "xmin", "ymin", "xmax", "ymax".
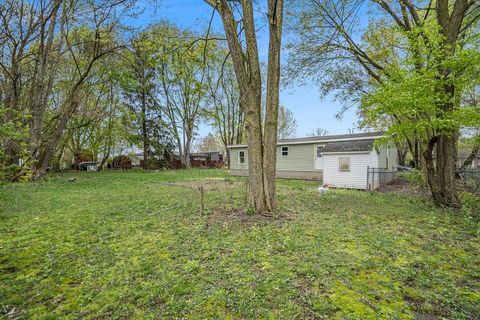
[{"xmin": 1, "ymin": 169, "xmax": 479, "ymax": 319}]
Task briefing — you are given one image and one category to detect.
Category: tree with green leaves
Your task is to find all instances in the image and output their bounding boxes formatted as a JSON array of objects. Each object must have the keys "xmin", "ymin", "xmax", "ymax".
[
  {"xmin": 288, "ymin": 0, "xmax": 480, "ymax": 207},
  {"xmin": 0, "ymin": 0, "xmax": 131, "ymax": 180},
  {"xmin": 120, "ymin": 30, "xmax": 172, "ymax": 170},
  {"xmin": 206, "ymin": 55, "xmax": 244, "ymax": 165},
  {"xmin": 152, "ymin": 23, "xmax": 213, "ymax": 168}
]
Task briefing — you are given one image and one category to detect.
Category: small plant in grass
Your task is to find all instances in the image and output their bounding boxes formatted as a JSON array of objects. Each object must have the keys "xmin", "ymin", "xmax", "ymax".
[
  {"xmin": 292, "ymin": 184, "xmax": 305, "ymax": 191},
  {"xmin": 459, "ymin": 192, "xmax": 480, "ymax": 218}
]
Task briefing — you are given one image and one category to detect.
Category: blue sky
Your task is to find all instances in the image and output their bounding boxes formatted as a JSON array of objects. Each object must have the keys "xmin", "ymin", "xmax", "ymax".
[{"xmin": 126, "ymin": 0, "xmax": 359, "ymax": 138}]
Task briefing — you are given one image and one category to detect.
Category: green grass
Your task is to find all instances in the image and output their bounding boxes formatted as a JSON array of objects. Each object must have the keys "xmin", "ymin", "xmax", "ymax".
[{"xmin": 1, "ymin": 169, "xmax": 479, "ymax": 319}]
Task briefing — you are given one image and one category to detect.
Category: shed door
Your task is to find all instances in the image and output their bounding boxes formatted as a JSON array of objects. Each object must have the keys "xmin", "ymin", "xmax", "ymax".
[{"xmin": 315, "ymin": 145, "xmax": 324, "ymax": 169}]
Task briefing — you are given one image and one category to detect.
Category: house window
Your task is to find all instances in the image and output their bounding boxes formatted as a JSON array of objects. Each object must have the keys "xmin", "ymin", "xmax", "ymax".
[
  {"xmin": 281, "ymin": 146, "xmax": 289, "ymax": 156},
  {"xmin": 238, "ymin": 151, "xmax": 245, "ymax": 164},
  {"xmin": 339, "ymin": 157, "xmax": 350, "ymax": 172},
  {"xmin": 316, "ymin": 145, "xmax": 324, "ymax": 157}
]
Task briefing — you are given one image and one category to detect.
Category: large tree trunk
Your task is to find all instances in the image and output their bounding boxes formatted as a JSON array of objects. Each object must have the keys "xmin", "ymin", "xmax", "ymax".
[
  {"xmin": 263, "ymin": 0, "xmax": 284, "ymax": 210},
  {"xmin": 243, "ymin": 94, "xmax": 268, "ymax": 210},
  {"xmin": 435, "ymin": 134, "xmax": 460, "ymax": 206},
  {"xmin": 424, "ymin": 134, "xmax": 460, "ymax": 207},
  {"xmin": 459, "ymin": 142, "xmax": 479, "ymax": 172},
  {"xmin": 205, "ymin": 0, "xmax": 283, "ymax": 212},
  {"xmin": 29, "ymin": 0, "xmax": 62, "ymax": 160},
  {"xmin": 425, "ymin": 0, "xmax": 473, "ymax": 208},
  {"xmin": 33, "ymin": 101, "xmax": 78, "ymax": 180}
]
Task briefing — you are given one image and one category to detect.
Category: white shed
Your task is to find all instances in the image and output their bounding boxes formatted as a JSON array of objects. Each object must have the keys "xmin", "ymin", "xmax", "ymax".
[{"xmin": 322, "ymin": 139, "xmax": 397, "ymax": 190}]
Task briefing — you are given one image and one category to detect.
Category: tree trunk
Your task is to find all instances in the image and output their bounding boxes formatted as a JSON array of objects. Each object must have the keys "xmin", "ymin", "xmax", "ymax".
[
  {"xmin": 434, "ymin": 134, "xmax": 460, "ymax": 207},
  {"xmin": 414, "ymin": 138, "xmax": 420, "ymax": 169},
  {"xmin": 459, "ymin": 142, "xmax": 479, "ymax": 172},
  {"xmin": 52, "ymin": 140, "xmax": 66, "ymax": 171},
  {"xmin": 425, "ymin": 0, "xmax": 473, "ymax": 208},
  {"xmin": 263, "ymin": 0, "xmax": 284, "ymax": 211},
  {"xmin": 33, "ymin": 101, "xmax": 78, "ymax": 180},
  {"xmin": 204, "ymin": 0, "xmax": 284, "ymax": 213},
  {"xmin": 423, "ymin": 134, "xmax": 460, "ymax": 208},
  {"xmin": 243, "ymin": 95, "xmax": 268, "ymax": 211},
  {"xmin": 141, "ymin": 102, "xmax": 149, "ymax": 170},
  {"xmin": 396, "ymin": 146, "xmax": 407, "ymax": 166},
  {"xmin": 184, "ymin": 137, "xmax": 191, "ymax": 169}
]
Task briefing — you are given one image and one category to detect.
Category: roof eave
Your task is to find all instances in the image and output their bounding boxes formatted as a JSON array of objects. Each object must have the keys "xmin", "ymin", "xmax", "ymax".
[
  {"xmin": 227, "ymin": 135, "xmax": 384, "ymax": 149},
  {"xmin": 321, "ymin": 150, "xmax": 372, "ymax": 154}
]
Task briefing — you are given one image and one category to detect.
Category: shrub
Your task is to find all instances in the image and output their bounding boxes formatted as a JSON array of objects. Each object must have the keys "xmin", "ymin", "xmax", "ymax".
[
  {"xmin": 459, "ymin": 192, "xmax": 480, "ymax": 217},
  {"xmin": 397, "ymin": 169, "xmax": 427, "ymax": 188}
]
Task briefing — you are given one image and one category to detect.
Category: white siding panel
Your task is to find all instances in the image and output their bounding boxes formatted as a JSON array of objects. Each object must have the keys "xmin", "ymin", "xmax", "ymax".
[
  {"xmin": 323, "ymin": 153, "xmax": 371, "ymax": 189},
  {"xmin": 375, "ymin": 143, "xmax": 398, "ymax": 171}
]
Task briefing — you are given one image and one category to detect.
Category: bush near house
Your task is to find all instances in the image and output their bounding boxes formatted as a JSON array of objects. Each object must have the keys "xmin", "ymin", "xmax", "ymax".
[{"xmin": 0, "ymin": 170, "xmax": 479, "ymax": 319}]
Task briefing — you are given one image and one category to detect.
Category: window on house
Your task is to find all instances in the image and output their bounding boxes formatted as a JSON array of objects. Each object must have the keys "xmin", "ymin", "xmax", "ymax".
[
  {"xmin": 281, "ymin": 146, "xmax": 289, "ymax": 156},
  {"xmin": 238, "ymin": 151, "xmax": 245, "ymax": 164},
  {"xmin": 339, "ymin": 157, "xmax": 350, "ymax": 172},
  {"xmin": 316, "ymin": 145, "xmax": 324, "ymax": 158}
]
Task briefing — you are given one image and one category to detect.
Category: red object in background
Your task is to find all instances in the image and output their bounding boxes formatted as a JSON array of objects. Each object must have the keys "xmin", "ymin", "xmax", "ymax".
[{"xmin": 169, "ymin": 153, "xmax": 224, "ymax": 169}]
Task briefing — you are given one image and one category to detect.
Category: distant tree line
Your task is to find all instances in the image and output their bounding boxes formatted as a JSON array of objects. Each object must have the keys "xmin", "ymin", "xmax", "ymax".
[{"xmin": 0, "ymin": 0, "xmax": 250, "ymax": 181}]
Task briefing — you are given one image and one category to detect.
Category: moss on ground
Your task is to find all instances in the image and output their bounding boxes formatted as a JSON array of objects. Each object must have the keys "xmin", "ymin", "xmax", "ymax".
[{"xmin": 0, "ymin": 169, "xmax": 478, "ymax": 319}]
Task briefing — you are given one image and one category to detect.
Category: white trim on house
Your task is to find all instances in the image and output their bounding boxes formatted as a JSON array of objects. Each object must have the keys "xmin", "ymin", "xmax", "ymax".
[
  {"xmin": 238, "ymin": 150, "xmax": 245, "ymax": 164},
  {"xmin": 314, "ymin": 144, "xmax": 325, "ymax": 170}
]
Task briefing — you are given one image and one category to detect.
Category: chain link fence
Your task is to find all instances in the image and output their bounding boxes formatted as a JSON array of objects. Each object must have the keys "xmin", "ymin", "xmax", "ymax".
[{"xmin": 366, "ymin": 167, "xmax": 396, "ymax": 191}]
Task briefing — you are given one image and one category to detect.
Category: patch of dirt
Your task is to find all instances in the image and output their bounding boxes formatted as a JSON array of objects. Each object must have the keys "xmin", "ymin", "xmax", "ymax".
[
  {"xmin": 376, "ymin": 178, "xmax": 427, "ymax": 196},
  {"xmin": 206, "ymin": 207, "xmax": 293, "ymax": 226},
  {"xmin": 161, "ymin": 178, "xmax": 242, "ymax": 192}
]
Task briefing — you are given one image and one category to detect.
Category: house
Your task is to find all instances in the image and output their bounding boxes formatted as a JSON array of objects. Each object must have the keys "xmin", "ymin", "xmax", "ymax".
[
  {"xmin": 130, "ymin": 153, "xmax": 144, "ymax": 167},
  {"xmin": 227, "ymin": 132, "xmax": 397, "ymax": 190}
]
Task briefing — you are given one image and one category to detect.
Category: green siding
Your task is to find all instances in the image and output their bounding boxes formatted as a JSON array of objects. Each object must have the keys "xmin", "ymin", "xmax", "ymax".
[
  {"xmin": 276, "ymin": 144, "xmax": 316, "ymax": 171},
  {"xmin": 229, "ymin": 144, "xmax": 317, "ymax": 171}
]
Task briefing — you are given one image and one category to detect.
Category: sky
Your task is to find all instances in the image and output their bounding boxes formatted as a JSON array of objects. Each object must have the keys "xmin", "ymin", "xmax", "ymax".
[{"xmin": 124, "ymin": 0, "xmax": 360, "ymax": 139}]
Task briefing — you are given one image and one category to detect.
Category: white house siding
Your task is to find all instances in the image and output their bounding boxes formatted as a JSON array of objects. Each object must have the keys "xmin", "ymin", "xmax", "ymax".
[
  {"xmin": 367, "ymin": 144, "xmax": 398, "ymax": 189},
  {"xmin": 375, "ymin": 144, "xmax": 397, "ymax": 171},
  {"xmin": 323, "ymin": 152, "xmax": 371, "ymax": 189}
]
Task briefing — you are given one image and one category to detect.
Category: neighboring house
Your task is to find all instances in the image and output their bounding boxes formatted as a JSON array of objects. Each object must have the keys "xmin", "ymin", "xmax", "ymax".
[
  {"xmin": 129, "ymin": 152, "xmax": 167, "ymax": 168},
  {"xmin": 130, "ymin": 153, "xmax": 144, "ymax": 167},
  {"xmin": 227, "ymin": 132, "xmax": 397, "ymax": 189}
]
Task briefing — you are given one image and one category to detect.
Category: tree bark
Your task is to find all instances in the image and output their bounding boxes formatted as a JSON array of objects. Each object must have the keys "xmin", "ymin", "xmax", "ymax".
[
  {"xmin": 459, "ymin": 142, "xmax": 479, "ymax": 172},
  {"xmin": 33, "ymin": 101, "xmax": 78, "ymax": 180},
  {"xmin": 263, "ymin": 0, "xmax": 284, "ymax": 210},
  {"xmin": 421, "ymin": 0, "xmax": 472, "ymax": 208}
]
